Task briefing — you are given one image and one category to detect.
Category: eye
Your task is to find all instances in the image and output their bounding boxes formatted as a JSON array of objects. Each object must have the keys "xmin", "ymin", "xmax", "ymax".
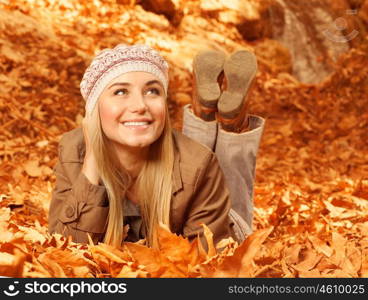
[
  {"xmin": 114, "ymin": 88, "xmax": 128, "ymax": 96},
  {"xmin": 146, "ymin": 87, "xmax": 161, "ymax": 96}
]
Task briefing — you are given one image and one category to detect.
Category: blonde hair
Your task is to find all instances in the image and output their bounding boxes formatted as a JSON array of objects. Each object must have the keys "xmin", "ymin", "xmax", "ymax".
[{"xmin": 85, "ymin": 96, "xmax": 174, "ymax": 248}]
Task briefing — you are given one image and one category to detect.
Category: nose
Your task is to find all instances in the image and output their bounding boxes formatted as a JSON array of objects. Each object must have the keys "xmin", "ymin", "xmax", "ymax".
[{"xmin": 129, "ymin": 91, "xmax": 148, "ymax": 113}]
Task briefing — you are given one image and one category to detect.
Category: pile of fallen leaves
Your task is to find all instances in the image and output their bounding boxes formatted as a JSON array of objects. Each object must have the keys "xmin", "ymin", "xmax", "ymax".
[
  {"xmin": 0, "ymin": 207, "xmax": 273, "ymax": 277},
  {"xmin": 0, "ymin": 0, "xmax": 368, "ymax": 277}
]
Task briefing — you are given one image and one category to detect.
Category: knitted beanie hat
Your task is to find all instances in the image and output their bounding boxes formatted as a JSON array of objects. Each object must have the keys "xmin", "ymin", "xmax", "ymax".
[{"xmin": 80, "ymin": 43, "xmax": 169, "ymax": 117}]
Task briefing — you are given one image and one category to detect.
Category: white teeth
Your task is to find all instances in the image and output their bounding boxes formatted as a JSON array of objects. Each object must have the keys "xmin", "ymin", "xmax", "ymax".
[{"xmin": 123, "ymin": 121, "xmax": 150, "ymax": 126}]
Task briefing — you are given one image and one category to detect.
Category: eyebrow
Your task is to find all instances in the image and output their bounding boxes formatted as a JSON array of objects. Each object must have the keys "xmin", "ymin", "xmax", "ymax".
[{"xmin": 108, "ymin": 80, "xmax": 164, "ymax": 90}]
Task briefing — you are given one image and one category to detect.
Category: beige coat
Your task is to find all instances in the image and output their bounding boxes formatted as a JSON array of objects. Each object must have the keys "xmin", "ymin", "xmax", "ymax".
[{"xmin": 48, "ymin": 127, "xmax": 236, "ymax": 248}]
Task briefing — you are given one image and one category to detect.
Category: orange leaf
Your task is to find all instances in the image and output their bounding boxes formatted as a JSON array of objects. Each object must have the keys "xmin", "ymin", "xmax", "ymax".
[
  {"xmin": 201, "ymin": 223, "xmax": 217, "ymax": 258},
  {"xmin": 308, "ymin": 236, "xmax": 333, "ymax": 257},
  {"xmin": 156, "ymin": 225, "xmax": 206, "ymax": 275},
  {"xmin": 124, "ymin": 242, "xmax": 185, "ymax": 277},
  {"xmin": 293, "ymin": 249, "xmax": 322, "ymax": 273},
  {"xmin": 200, "ymin": 227, "xmax": 273, "ymax": 277}
]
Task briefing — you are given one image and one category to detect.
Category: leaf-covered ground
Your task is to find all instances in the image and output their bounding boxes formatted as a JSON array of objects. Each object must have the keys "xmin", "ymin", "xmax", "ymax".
[{"xmin": 0, "ymin": 0, "xmax": 367, "ymax": 277}]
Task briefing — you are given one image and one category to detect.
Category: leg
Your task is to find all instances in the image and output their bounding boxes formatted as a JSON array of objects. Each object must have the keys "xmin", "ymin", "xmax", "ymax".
[
  {"xmin": 229, "ymin": 208, "xmax": 252, "ymax": 242},
  {"xmin": 182, "ymin": 103, "xmax": 217, "ymax": 151},
  {"xmin": 215, "ymin": 114, "xmax": 265, "ymax": 230},
  {"xmin": 183, "ymin": 48, "xmax": 263, "ymax": 241}
]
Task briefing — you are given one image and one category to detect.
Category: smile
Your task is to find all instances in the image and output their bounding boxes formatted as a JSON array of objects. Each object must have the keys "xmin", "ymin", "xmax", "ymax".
[
  {"xmin": 123, "ymin": 121, "xmax": 150, "ymax": 125},
  {"xmin": 121, "ymin": 121, "xmax": 152, "ymax": 129}
]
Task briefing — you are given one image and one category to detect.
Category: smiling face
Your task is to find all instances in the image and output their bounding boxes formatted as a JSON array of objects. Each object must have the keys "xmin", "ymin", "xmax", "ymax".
[{"xmin": 98, "ymin": 71, "xmax": 167, "ymax": 151}]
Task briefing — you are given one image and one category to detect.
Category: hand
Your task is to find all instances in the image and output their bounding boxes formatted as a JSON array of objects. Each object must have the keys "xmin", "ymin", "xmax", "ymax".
[{"xmin": 81, "ymin": 117, "xmax": 101, "ymax": 185}]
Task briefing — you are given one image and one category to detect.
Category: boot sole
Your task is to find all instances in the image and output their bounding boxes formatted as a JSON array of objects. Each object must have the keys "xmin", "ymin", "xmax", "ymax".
[
  {"xmin": 193, "ymin": 50, "xmax": 226, "ymax": 109},
  {"xmin": 218, "ymin": 50, "xmax": 257, "ymax": 119}
]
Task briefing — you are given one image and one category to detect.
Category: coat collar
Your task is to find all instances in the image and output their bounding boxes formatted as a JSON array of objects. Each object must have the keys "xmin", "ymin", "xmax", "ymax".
[{"xmin": 172, "ymin": 129, "xmax": 183, "ymax": 195}]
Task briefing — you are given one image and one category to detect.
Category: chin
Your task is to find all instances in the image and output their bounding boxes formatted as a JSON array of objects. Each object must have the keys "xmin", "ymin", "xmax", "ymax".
[
  {"xmin": 109, "ymin": 127, "xmax": 163, "ymax": 149},
  {"xmin": 122, "ymin": 136, "xmax": 158, "ymax": 148}
]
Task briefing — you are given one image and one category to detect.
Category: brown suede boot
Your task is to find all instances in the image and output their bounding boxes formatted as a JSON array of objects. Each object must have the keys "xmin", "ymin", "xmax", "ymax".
[
  {"xmin": 191, "ymin": 50, "xmax": 226, "ymax": 121},
  {"xmin": 217, "ymin": 50, "xmax": 257, "ymax": 133}
]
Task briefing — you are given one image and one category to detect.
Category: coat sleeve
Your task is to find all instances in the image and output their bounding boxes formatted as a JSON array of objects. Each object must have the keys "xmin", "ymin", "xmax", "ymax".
[
  {"xmin": 182, "ymin": 151, "xmax": 236, "ymax": 250},
  {"xmin": 48, "ymin": 145, "xmax": 109, "ymax": 244}
]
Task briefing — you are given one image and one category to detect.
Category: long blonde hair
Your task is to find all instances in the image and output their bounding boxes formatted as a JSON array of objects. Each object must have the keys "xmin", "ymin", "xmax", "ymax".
[{"xmin": 85, "ymin": 97, "xmax": 175, "ymax": 248}]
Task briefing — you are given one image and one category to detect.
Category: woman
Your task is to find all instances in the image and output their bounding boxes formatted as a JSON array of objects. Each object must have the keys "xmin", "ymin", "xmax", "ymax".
[{"xmin": 48, "ymin": 44, "xmax": 265, "ymax": 250}]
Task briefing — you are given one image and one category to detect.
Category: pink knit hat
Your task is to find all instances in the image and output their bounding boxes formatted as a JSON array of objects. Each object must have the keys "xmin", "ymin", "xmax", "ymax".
[{"xmin": 80, "ymin": 44, "xmax": 169, "ymax": 117}]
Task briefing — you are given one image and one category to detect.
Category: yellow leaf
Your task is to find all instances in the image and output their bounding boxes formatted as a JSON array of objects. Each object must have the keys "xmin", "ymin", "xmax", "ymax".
[{"xmin": 24, "ymin": 160, "xmax": 42, "ymax": 177}]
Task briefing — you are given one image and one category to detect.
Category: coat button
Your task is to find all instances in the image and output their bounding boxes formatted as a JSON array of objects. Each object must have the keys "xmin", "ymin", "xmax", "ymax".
[{"xmin": 65, "ymin": 206, "xmax": 75, "ymax": 218}]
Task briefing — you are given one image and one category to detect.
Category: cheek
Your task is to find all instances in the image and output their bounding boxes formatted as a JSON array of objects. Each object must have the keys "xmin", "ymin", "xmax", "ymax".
[
  {"xmin": 153, "ymin": 102, "xmax": 166, "ymax": 126},
  {"xmin": 99, "ymin": 101, "xmax": 120, "ymax": 123}
]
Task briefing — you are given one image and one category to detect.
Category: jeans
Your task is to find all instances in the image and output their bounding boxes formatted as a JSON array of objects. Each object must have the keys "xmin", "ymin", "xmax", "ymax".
[{"xmin": 182, "ymin": 104, "xmax": 265, "ymax": 237}]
